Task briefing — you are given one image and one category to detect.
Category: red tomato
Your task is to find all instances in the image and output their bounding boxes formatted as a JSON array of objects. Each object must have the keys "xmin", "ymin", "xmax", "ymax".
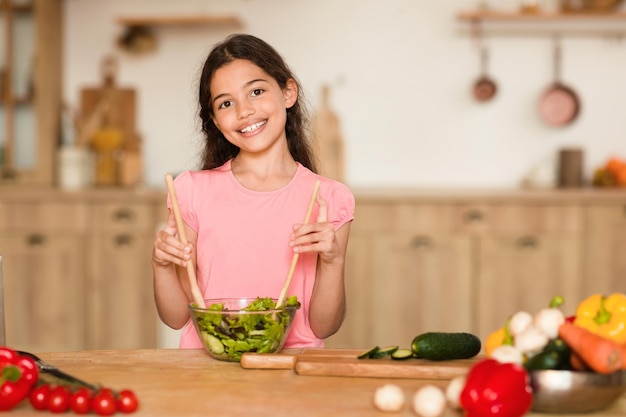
[
  {"xmin": 29, "ymin": 384, "xmax": 51, "ymax": 410},
  {"xmin": 116, "ymin": 389, "xmax": 139, "ymax": 413},
  {"xmin": 92, "ymin": 390, "xmax": 117, "ymax": 416},
  {"xmin": 69, "ymin": 387, "xmax": 93, "ymax": 414},
  {"xmin": 47, "ymin": 385, "xmax": 70, "ymax": 413}
]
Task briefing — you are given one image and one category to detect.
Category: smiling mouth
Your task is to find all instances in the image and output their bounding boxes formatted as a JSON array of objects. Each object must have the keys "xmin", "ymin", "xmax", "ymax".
[{"xmin": 240, "ymin": 120, "xmax": 267, "ymax": 134}]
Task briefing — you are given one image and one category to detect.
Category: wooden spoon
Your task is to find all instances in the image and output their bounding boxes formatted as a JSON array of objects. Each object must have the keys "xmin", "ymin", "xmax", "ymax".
[
  {"xmin": 165, "ymin": 174, "xmax": 206, "ymax": 308},
  {"xmin": 276, "ymin": 180, "xmax": 321, "ymax": 307}
]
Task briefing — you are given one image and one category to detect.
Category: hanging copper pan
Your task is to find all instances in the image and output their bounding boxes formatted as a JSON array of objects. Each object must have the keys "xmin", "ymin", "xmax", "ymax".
[
  {"xmin": 473, "ymin": 44, "xmax": 497, "ymax": 102},
  {"xmin": 539, "ymin": 40, "xmax": 580, "ymax": 127}
]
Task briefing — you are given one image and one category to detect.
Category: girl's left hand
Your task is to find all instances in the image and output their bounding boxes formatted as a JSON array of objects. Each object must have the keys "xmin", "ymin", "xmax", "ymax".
[{"xmin": 289, "ymin": 196, "xmax": 340, "ymax": 264}]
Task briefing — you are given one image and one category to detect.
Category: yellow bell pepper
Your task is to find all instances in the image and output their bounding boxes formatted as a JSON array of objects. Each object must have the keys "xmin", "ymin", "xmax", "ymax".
[
  {"xmin": 574, "ymin": 293, "xmax": 626, "ymax": 344},
  {"xmin": 484, "ymin": 325, "xmax": 513, "ymax": 357}
]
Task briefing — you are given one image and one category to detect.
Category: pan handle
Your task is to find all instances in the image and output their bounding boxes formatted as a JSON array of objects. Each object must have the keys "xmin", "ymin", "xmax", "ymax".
[{"xmin": 552, "ymin": 37, "xmax": 562, "ymax": 83}]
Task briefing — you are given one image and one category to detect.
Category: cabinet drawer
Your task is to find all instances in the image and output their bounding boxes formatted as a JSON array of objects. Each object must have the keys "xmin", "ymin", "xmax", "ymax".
[
  {"xmin": 487, "ymin": 204, "xmax": 583, "ymax": 234},
  {"xmin": 91, "ymin": 203, "xmax": 157, "ymax": 231},
  {"xmin": 353, "ymin": 202, "xmax": 461, "ymax": 234},
  {"xmin": 0, "ymin": 202, "xmax": 87, "ymax": 232},
  {"xmin": 450, "ymin": 203, "xmax": 582, "ymax": 235}
]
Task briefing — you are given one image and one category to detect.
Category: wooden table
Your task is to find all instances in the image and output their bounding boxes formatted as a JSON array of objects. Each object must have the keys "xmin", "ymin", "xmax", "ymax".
[{"xmin": 12, "ymin": 349, "xmax": 626, "ymax": 417}]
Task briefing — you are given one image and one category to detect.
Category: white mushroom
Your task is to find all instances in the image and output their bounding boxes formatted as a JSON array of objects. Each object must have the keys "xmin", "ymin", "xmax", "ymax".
[
  {"xmin": 373, "ymin": 383, "xmax": 405, "ymax": 412},
  {"xmin": 508, "ymin": 311, "xmax": 533, "ymax": 337},
  {"xmin": 514, "ymin": 325, "xmax": 550, "ymax": 355},
  {"xmin": 490, "ymin": 344, "xmax": 524, "ymax": 365},
  {"xmin": 445, "ymin": 376, "xmax": 466, "ymax": 410},
  {"xmin": 412, "ymin": 385, "xmax": 446, "ymax": 417},
  {"xmin": 534, "ymin": 307, "xmax": 565, "ymax": 339}
]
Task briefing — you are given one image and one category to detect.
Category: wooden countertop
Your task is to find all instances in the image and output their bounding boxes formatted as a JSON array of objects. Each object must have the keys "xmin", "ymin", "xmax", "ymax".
[{"xmin": 11, "ymin": 349, "xmax": 626, "ymax": 417}]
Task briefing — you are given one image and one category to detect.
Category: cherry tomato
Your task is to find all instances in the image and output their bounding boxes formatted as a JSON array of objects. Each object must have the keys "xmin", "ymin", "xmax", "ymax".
[
  {"xmin": 69, "ymin": 387, "xmax": 93, "ymax": 414},
  {"xmin": 47, "ymin": 385, "xmax": 70, "ymax": 413},
  {"xmin": 116, "ymin": 389, "xmax": 139, "ymax": 413},
  {"xmin": 92, "ymin": 389, "xmax": 117, "ymax": 416},
  {"xmin": 29, "ymin": 384, "xmax": 51, "ymax": 410}
]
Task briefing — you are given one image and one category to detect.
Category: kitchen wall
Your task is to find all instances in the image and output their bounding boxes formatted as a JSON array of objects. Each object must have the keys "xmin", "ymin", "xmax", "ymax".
[
  {"xmin": 63, "ymin": 0, "xmax": 626, "ymax": 348},
  {"xmin": 64, "ymin": 0, "xmax": 626, "ymax": 190}
]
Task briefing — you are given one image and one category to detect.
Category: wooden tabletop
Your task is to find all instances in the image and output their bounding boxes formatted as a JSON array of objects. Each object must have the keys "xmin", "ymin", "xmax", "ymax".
[{"xmin": 11, "ymin": 349, "xmax": 626, "ymax": 417}]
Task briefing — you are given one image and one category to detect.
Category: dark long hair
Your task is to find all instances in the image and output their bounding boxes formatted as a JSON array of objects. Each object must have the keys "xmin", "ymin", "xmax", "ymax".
[{"xmin": 197, "ymin": 33, "xmax": 317, "ymax": 172}]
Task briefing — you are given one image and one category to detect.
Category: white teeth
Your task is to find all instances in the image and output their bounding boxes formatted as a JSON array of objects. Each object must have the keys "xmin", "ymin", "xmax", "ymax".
[{"xmin": 240, "ymin": 121, "xmax": 266, "ymax": 133}]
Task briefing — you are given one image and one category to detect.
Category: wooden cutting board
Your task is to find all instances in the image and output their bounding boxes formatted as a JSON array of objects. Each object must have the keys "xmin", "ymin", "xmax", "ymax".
[
  {"xmin": 241, "ymin": 349, "xmax": 481, "ymax": 380},
  {"xmin": 78, "ymin": 55, "xmax": 143, "ymax": 186}
]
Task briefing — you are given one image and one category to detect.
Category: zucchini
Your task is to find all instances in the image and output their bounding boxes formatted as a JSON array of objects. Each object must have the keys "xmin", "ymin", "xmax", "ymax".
[
  {"xmin": 524, "ymin": 351, "xmax": 561, "ymax": 371},
  {"xmin": 357, "ymin": 346, "xmax": 380, "ymax": 359},
  {"xmin": 524, "ymin": 338, "xmax": 572, "ymax": 371},
  {"xmin": 370, "ymin": 345, "xmax": 399, "ymax": 359},
  {"xmin": 411, "ymin": 332, "xmax": 481, "ymax": 361},
  {"xmin": 391, "ymin": 348, "xmax": 414, "ymax": 360}
]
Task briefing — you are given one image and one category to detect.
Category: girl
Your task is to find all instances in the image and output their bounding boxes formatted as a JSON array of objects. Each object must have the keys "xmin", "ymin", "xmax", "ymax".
[{"xmin": 152, "ymin": 34, "xmax": 355, "ymax": 348}]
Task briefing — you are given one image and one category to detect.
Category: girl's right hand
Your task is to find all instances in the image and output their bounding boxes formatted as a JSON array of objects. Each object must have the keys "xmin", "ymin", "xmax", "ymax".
[{"xmin": 152, "ymin": 210, "xmax": 192, "ymax": 268}]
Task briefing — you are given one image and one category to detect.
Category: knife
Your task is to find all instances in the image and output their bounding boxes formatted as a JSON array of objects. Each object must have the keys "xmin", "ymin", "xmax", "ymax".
[{"xmin": 17, "ymin": 350, "xmax": 99, "ymax": 391}]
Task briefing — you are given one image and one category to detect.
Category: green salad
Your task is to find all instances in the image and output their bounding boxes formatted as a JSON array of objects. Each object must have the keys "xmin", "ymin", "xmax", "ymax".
[{"xmin": 192, "ymin": 296, "xmax": 300, "ymax": 361}]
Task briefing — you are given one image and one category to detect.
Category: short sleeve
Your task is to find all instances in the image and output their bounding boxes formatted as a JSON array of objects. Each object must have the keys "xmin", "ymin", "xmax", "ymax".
[
  {"xmin": 166, "ymin": 171, "xmax": 200, "ymax": 233},
  {"xmin": 324, "ymin": 180, "xmax": 355, "ymax": 231}
]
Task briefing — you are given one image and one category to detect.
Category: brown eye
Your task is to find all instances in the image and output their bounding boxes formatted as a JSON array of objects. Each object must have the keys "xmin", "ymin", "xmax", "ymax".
[{"xmin": 218, "ymin": 100, "xmax": 233, "ymax": 110}]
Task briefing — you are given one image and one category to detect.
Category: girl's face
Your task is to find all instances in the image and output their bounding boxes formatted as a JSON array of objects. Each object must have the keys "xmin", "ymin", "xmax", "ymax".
[{"xmin": 210, "ymin": 59, "xmax": 297, "ymax": 156}]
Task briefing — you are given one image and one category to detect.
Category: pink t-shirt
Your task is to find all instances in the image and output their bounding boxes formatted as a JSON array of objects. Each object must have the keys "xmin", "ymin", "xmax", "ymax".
[{"xmin": 168, "ymin": 160, "xmax": 355, "ymax": 348}]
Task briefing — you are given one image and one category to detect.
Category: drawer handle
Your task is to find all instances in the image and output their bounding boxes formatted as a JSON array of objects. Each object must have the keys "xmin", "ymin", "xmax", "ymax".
[
  {"xmin": 26, "ymin": 234, "xmax": 46, "ymax": 246},
  {"xmin": 410, "ymin": 236, "xmax": 433, "ymax": 250},
  {"xmin": 464, "ymin": 210, "xmax": 484, "ymax": 223},
  {"xmin": 113, "ymin": 208, "xmax": 136, "ymax": 222},
  {"xmin": 114, "ymin": 235, "xmax": 134, "ymax": 246},
  {"xmin": 516, "ymin": 236, "xmax": 538, "ymax": 249}
]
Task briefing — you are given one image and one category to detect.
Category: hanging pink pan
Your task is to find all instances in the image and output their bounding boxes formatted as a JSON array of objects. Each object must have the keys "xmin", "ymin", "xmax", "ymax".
[{"xmin": 539, "ymin": 41, "xmax": 580, "ymax": 127}]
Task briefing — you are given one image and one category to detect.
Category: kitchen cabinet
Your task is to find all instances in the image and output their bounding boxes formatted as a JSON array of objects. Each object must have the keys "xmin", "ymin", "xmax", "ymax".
[
  {"xmin": 0, "ymin": 0, "xmax": 62, "ymax": 185},
  {"xmin": 336, "ymin": 203, "xmax": 473, "ymax": 349},
  {"xmin": 583, "ymin": 202, "xmax": 626, "ymax": 295},
  {"xmin": 0, "ymin": 188, "xmax": 167, "ymax": 352},
  {"xmin": 326, "ymin": 190, "xmax": 624, "ymax": 350},
  {"xmin": 0, "ymin": 200, "xmax": 87, "ymax": 352},
  {"xmin": 474, "ymin": 203, "xmax": 583, "ymax": 337},
  {"xmin": 86, "ymin": 202, "xmax": 163, "ymax": 349}
]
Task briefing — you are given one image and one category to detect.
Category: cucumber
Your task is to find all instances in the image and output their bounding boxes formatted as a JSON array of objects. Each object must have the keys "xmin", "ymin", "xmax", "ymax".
[
  {"xmin": 357, "ymin": 346, "xmax": 380, "ymax": 359},
  {"xmin": 370, "ymin": 345, "xmax": 399, "ymax": 359},
  {"xmin": 411, "ymin": 332, "xmax": 481, "ymax": 361},
  {"xmin": 391, "ymin": 348, "xmax": 414, "ymax": 360},
  {"xmin": 201, "ymin": 332, "xmax": 225, "ymax": 355}
]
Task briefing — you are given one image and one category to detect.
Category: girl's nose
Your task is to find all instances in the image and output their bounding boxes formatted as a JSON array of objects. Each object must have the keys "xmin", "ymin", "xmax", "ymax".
[{"xmin": 237, "ymin": 100, "xmax": 254, "ymax": 118}]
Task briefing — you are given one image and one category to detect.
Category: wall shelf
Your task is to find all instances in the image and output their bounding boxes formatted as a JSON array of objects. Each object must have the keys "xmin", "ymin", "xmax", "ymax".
[
  {"xmin": 115, "ymin": 15, "xmax": 243, "ymax": 55},
  {"xmin": 458, "ymin": 10, "xmax": 626, "ymax": 21},
  {"xmin": 117, "ymin": 15, "xmax": 242, "ymax": 28},
  {"xmin": 457, "ymin": 10, "xmax": 626, "ymax": 37}
]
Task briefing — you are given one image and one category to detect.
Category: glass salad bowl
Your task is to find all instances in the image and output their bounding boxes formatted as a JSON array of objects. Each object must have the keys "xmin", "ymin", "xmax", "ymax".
[{"xmin": 189, "ymin": 297, "xmax": 299, "ymax": 362}]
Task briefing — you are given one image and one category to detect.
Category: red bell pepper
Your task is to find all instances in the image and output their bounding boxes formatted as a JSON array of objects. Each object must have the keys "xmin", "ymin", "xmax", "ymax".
[
  {"xmin": 0, "ymin": 347, "xmax": 39, "ymax": 410},
  {"xmin": 460, "ymin": 358, "xmax": 532, "ymax": 417}
]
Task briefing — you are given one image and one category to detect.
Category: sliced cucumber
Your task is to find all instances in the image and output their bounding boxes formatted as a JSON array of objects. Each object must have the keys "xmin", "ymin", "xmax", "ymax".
[
  {"xmin": 202, "ymin": 332, "xmax": 225, "ymax": 355},
  {"xmin": 391, "ymin": 348, "xmax": 414, "ymax": 360},
  {"xmin": 357, "ymin": 346, "xmax": 380, "ymax": 359},
  {"xmin": 370, "ymin": 345, "xmax": 399, "ymax": 359}
]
